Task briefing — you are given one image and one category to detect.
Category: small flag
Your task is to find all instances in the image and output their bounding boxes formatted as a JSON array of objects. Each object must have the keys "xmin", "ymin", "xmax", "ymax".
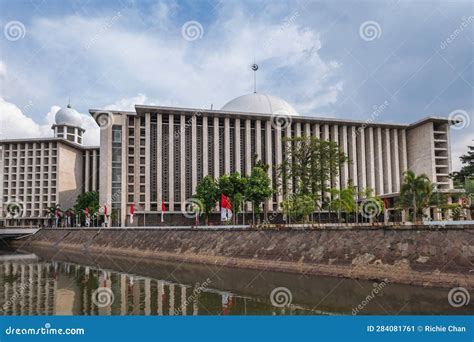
[
  {"xmin": 130, "ymin": 204, "xmax": 134, "ymax": 224},
  {"xmin": 383, "ymin": 198, "xmax": 389, "ymax": 210},
  {"xmin": 220, "ymin": 194, "xmax": 232, "ymax": 222},
  {"xmin": 104, "ymin": 204, "xmax": 108, "ymax": 225},
  {"xmin": 85, "ymin": 207, "xmax": 90, "ymax": 227},
  {"xmin": 161, "ymin": 201, "xmax": 166, "ymax": 223}
]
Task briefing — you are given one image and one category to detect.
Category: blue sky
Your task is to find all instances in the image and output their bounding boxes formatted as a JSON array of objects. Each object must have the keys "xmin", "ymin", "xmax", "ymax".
[{"xmin": 0, "ymin": 0, "xmax": 472, "ymax": 170}]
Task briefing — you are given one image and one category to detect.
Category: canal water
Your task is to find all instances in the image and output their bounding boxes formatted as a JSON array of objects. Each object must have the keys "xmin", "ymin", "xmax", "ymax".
[{"xmin": 0, "ymin": 247, "xmax": 470, "ymax": 316}]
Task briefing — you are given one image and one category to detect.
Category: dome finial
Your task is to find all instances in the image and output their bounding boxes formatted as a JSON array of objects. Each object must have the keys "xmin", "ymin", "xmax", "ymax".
[
  {"xmin": 251, "ymin": 60, "xmax": 258, "ymax": 94},
  {"xmin": 67, "ymin": 97, "xmax": 71, "ymax": 108}
]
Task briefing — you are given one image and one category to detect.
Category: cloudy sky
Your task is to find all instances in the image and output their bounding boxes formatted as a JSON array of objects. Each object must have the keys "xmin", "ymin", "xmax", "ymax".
[{"xmin": 0, "ymin": 0, "xmax": 472, "ymax": 170}]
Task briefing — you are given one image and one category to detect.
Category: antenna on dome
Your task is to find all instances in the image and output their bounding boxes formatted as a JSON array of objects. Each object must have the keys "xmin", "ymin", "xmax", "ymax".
[{"xmin": 251, "ymin": 61, "xmax": 258, "ymax": 93}]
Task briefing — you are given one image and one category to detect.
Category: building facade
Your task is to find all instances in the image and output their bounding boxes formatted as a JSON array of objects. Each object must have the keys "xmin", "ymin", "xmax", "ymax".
[
  {"xmin": 0, "ymin": 93, "xmax": 456, "ymax": 227},
  {"xmin": 0, "ymin": 105, "xmax": 99, "ymax": 227},
  {"xmin": 91, "ymin": 93, "xmax": 455, "ymax": 226}
]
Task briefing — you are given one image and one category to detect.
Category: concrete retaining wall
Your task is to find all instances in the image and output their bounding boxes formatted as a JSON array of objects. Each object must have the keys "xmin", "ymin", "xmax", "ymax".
[{"xmin": 14, "ymin": 225, "xmax": 474, "ymax": 288}]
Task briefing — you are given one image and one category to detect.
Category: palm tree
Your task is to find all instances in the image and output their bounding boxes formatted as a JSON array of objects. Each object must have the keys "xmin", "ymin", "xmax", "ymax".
[{"xmin": 398, "ymin": 170, "xmax": 433, "ymax": 222}]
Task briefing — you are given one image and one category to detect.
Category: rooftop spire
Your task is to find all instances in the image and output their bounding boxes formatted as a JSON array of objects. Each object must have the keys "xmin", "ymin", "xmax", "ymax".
[{"xmin": 251, "ymin": 62, "xmax": 258, "ymax": 93}]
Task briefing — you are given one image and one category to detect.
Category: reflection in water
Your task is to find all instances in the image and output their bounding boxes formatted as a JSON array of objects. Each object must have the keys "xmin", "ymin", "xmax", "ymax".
[
  {"xmin": 0, "ymin": 259, "xmax": 310, "ymax": 316},
  {"xmin": 0, "ymin": 250, "xmax": 471, "ymax": 316}
]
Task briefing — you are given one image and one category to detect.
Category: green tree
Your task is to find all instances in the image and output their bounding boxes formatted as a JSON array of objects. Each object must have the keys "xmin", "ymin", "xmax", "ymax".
[
  {"xmin": 282, "ymin": 194, "xmax": 314, "ymax": 223},
  {"xmin": 218, "ymin": 172, "xmax": 247, "ymax": 224},
  {"xmin": 194, "ymin": 176, "xmax": 219, "ymax": 225},
  {"xmin": 245, "ymin": 164, "xmax": 273, "ymax": 224},
  {"xmin": 74, "ymin": 191, "xmax": 99, "ymax": 218},
  {"xmin": 450, "ymin": 145, "xmax": 474, "ymax": 186},
  {"xmin": 358, "ymin": 187, "xmax": 384, "ymax": 223},
  {"xmin": 398, "ymin": 171, "xmax": 435, "ymax": 222},
  {"xmin": 328, "ymin": 185, "xmax": 356, "ymax": 222},
  {"xmin": 278, "ymin": 136, "xmax": 347, "ymax": 213}
]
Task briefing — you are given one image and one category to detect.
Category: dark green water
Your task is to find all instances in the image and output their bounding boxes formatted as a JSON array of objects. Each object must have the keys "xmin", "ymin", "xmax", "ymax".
[{"xmin": 0, "ymin": 247, "xmax": 471, "ymax": 316}]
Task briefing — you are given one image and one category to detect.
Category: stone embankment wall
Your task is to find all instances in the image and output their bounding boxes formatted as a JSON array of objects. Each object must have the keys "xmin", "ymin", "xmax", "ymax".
[{"xmin": 14, "ymin": 225, "xmax": 474, "ymax": 288}]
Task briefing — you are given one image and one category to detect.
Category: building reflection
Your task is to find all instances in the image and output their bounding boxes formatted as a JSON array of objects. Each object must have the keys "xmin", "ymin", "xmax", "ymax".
[{"xmin": 1, "ymin": 258, "xmax": 306, "ymax": 316}]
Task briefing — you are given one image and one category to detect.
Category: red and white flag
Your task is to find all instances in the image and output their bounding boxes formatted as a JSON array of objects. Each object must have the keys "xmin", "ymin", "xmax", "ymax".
[
  {"xmin": 130, "ymin": 204, "xmax": 134, "ymax": 224},
  {"xmin": 161, "ymin": 200, "xmax": 166, "ymax": 223},
  {"xmin": 103, "ymin": 204, "xmax": 108, "ymax": 225},
  {"xmin": 220, "ymin": 194, "xmax": 232, "ymax": 222},
  {"xmin": 85, "ymin": 207, "xmax": 90, "ymax": 227}
]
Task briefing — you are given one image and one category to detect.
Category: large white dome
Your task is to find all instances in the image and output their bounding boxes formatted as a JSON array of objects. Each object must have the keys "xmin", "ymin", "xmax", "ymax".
[
  {"xmin": 55, "ymin": 105, "xmax": 83, "ymax": 127},
  {"xmin": 221, "ymin": 93, "xmax": 298, "ymax": 116}
]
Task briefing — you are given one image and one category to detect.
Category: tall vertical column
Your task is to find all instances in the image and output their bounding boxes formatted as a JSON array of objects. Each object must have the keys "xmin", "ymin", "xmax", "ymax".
[
  {"xmin": 313, "ymin": 123, "xmax": 320, "ymax": 139},
  {"xmin": 285, "ymin": 124, "xmax": 292, "ymax": 195},
  {"xmin": 157, "ymin": 114, "xmax": 163, "ymax": 207},
  {"xmin": 357, "ymin": 127, "xmax": 367, "ymax": 190},
  {"xmin": 340, "ymin": 126, "xmax": 349, "ymax": 188},
  {"xmin": 85, "ymin": 150, "xmax": 90, "ymax": 192},
  {"xmin": 374, "ymin": 127, "xmax": 384, "ymax": 195},
  {"xmin": 145, "ymin": 113, "xmax": 151, "ymax": 211},
  {"xmin": 392, "ymin": 129, "xmax": 400, "ymax": 192},
  {"xmin": 202, "ymin": 116, "xmax": 208, "ymax": 177},
  {"xmin": 331, "ymin": 125, "xmax": 339, "ymax": 189},
  {"xmin": 349, "ymin": 127, "xmax": 358, "ymax": 188},
  {"xmin": 275, "ymin": 123, "xmax": 283, "ymax": 207},
  {"xmin": 366, "ymin": 127, "xmax": 375, "ymax": 191},
  {"xmin": 191, "ymin": 115, "xmax": 197, "ymax": 191},
  {"xmin": 304, "ymin": 123, "xmax": 311, "ymax": 137},
  {"xmin": 383, "ymin": 128, "xmax": 392, "ymax": 194},
  {"xmin": 92, "ymin": 149, "xmax": 97, "ymax": 191},
  {"xmin": 265, "ymin": 121, "xmax": 273, "ymax": 210},
  {"xmin": 224, "ymin": 118, "xmax": 230, "ymax": 174},
  {"xmin": 399, "ymin": 129, "xmax": 408, "ymax": 177},
  {"xmin": 245, "ymin": 120, "xmax": 251, "ymax": 176},
  {"xmin": 180, "ymin": 115, "xmax": 186, "ymax": 207},
  {"xmin": 168, "ymin": 114, "xmax": 174, "ymax": 211},
  {"xmin": 295, "ymin": 122, "xmax": 301, "ymax": 137},
  {"xmin": 255, "ymin": 120, "xmax": 262, "ymax": 161},
  {"xmin": 235, "ymin": 118, "xmax": 241, "ymax": 173},
  {"xmin": 213, "ymin": 117, "xmax": 219, "ymax": 178}
]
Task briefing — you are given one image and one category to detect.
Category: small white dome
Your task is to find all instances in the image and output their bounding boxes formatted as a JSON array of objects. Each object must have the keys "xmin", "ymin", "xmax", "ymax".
[
  {"xmin": 221, "ymin": 93, "xmax": 298, "ymax": 116},
  {"xmin": 55, "ymin": 105, "xmax": 83, "ymax": 127}
]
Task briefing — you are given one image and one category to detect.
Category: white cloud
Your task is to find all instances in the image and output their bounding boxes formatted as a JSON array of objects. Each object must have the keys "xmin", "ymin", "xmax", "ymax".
[
  {"xmin": 18, "ymin": 3, "xmax": 341, "ymax": 115},
  {"xmin": 103, "ymin": 93, "xmax": 156, "ymax": 111},
  {"xmin": 0, "ymin": 97, "xmax": 100, "ymax": 146},
  {"xmin": 0, "ymin": 98, "xmax": 45, "ymax": 139}
]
